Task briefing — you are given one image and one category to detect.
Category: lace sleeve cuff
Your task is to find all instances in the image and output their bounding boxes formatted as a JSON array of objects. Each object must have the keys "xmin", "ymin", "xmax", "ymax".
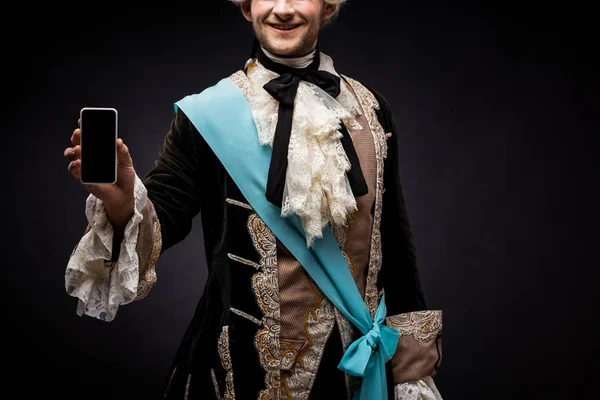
[
  {"xmin": 65, "ymin": 173, "xmax": 149, "ymax": 322},
  {"xmin": 386, "ymin": 310, "xmax": 443, "ymax": 384},
  {"xmin": 394, "ymin": 376, "xmax": 443, "ymax": 400}
]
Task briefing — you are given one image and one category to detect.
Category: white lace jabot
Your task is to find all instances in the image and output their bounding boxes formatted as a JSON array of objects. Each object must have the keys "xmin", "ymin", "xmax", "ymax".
[{"xmin": 246, "ymin": 51, "xmax": 363, "ymax": 248}]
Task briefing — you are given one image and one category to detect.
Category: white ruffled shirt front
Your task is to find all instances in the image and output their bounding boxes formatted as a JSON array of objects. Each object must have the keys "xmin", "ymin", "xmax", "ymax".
[
  {"xmin": 247, "ymin": 50, "xmax": 365, "ymax": 248},
  {"xmin": 64, "ymin": 49, "xmax": 443, "ymax": 400}
]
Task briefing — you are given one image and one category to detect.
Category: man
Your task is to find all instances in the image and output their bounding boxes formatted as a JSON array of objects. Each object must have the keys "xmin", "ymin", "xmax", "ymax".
[{"xmin": 64, "ymin": 1, "xmax": 444, "ymax": 399}]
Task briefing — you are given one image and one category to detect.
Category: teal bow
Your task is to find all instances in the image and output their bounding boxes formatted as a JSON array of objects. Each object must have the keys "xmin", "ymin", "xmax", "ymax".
[{"xmin": 338, "ymin": 294, "xmax": 400, "ymax": 400}]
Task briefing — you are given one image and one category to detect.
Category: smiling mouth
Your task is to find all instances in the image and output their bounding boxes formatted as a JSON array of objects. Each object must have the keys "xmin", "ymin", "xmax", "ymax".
[{"xmin": 268, "ymin": 23, "xmax": 301, "ymax": 31}]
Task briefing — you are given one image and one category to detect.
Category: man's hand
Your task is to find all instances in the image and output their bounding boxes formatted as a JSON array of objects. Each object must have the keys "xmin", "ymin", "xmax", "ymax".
[{"xmin": 64, "ymin": 118, "xmax": 136, "ymax": 229}]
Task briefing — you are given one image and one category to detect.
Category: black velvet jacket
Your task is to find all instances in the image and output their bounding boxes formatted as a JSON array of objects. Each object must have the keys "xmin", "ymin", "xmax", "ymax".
[{"xmin": 124, "ymin": 72, "xmax": 438, "ymax": 399}]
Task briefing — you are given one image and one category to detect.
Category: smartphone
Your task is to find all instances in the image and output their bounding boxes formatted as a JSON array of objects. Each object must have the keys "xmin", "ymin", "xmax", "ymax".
[{"xmin": 79, "ymin": 107, "xmax": 118, "ymax": 184}]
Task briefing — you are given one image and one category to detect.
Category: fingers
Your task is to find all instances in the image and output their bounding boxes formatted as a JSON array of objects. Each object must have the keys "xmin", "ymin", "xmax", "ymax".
[
  {"xmin": 66, "ymin": 120, "xmax": 84, "ymax": 184},
  {"xmin": 67, "ymin": 121, "xmax": 133, "ymax": 185},
  {"xmin": 116, "ymin": 138, "xmax": 133, "ymax": 167},
  {"xmin": 67, "ymin": 158, "xmax": 81, "ymax": 180},
  {"xmin": 71, "ymin": 128, "xmax": 80, "ymax": 145},
  {"xmin": 66, "ymin": 124, "xmax": 81, "ymax": 178},
  {"xmin": 64, "ymin": 144, "xmax": 80, "ymax": 160},
  {"xmin": 66, "ymin": 121, "xmax": 81, "ymax": 179}
]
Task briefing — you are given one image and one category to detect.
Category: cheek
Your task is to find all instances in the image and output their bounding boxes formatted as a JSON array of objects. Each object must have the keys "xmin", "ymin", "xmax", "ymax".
[
  {"xmin": 251, "ymin": 4, "xmax": 272, "ymax": 20},
  {"xmin": 296, "ymin": 9, "xmax": 321, "ymax": 27}
]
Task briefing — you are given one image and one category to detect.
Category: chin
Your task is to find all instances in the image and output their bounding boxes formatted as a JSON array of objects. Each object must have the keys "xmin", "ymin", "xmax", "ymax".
[
  {"xmin": 259, "ymin": 28, "xmax": 310, "ymax": 57},
  {"xmin": 270, "ymin": 47, "xmax": 299, "ymax": 57},
  {"xmin": 264, "ymin": 41, "xmax": 302, "ymax": 57}
]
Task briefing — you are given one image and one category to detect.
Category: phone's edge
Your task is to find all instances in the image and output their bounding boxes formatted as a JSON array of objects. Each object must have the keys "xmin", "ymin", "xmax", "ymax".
[{"xmin": 79, "ymin": 107, "xmax": 118, "ymax": 185}]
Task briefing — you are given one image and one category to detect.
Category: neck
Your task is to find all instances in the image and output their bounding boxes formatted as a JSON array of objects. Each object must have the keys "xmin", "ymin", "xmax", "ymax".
[{"xmin": 261, "ymin": 47, "xmax": 317, "ymax": 69}]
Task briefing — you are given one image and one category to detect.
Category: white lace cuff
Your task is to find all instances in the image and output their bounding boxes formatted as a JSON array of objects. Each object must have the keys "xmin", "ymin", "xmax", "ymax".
[
  {"xmin": 395, "ymin": 376, "xmax": 443, "ymax": 400},
  {"xmin": 65, "ymin": 173, "xmax": 148, "ymax": 322}
]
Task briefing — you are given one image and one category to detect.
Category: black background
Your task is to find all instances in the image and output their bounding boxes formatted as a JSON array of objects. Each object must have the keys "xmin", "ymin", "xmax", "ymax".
[{"xmin": 4, "ymin": 1, "xmax": 597, "ymax": 399}]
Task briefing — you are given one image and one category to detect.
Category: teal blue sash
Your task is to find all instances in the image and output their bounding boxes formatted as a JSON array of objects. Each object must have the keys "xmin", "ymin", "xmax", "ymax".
[{"xmin": 174, "ymin": 77, "xmax": 400, "ymax": 400}]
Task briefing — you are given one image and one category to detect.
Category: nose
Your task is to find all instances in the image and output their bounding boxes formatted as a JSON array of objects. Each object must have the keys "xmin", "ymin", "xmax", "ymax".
[{"xmin": 272, "ymin": 0, "xmax": 294, "ymax": 20}]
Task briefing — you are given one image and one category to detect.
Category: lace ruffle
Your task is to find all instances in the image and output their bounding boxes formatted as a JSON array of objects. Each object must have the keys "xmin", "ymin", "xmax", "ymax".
[
  {"xmin": 395, "ymin": 376, "xmax": 443, "ymax": 400},
  {"xmin": 246, "ymin": 54, "xmax": 363, "ymax": 247},
  {"xmin": 65, "ymin": 174, "xmax": 147, "ymax": 322}
]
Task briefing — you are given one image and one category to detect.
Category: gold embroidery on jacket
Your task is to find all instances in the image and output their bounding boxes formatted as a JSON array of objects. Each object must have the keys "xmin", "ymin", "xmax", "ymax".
[
  {"xmin": 136, "ymin": 217, "xmax": 162, "ymax": 300},
  {"xmin": 281, "ymin": 282, "xmax": 336, "ymax": 400},
  {"xmin": 227, "ymin": 253, "xmax": 261, "ymax": 270},
  {"xmin": 184, "ymin": 374, "xmax": 191, "ymax": 400},
  {"xmin": 164, "ymin": 365, "xmax": 178, "ymax": 397},
  {"xmin": 210, "ymin": 369, "xmax": 221, "ymax": 399},
  {"xmin": 218, "ymin": 325, "xmax": 236, "ymax": 400},
  {"xmin": 229, "ymin": 307, "xmax": 263, "ymax": 326},
  {"xmin": 344, "ymin": 76, "xmax": 387, "ymax": 318},
  {"xmin": 226, "ymin": 197, "xmax": 253, "ymax": 210},
  {"xmin": 247, "ymin": 213, "xmax": 282, "ymax": 400},
  {"xmin": 386, "ymin": 310, "xmax": 443, "ymax": 343},
  {"xmin": 279, "ymin": 340, "xmax": 300, "ymax": 372}
]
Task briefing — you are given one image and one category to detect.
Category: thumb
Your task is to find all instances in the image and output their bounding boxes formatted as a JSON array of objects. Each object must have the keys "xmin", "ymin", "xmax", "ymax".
[{"xmin": 117, "ymin": 139, "xmax": 133, "ymax": 167}]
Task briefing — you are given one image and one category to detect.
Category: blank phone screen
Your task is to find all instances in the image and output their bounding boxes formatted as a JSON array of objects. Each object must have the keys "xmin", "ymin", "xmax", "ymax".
[{"xmin": 80, "ymin": 108, "xmax": 117, "ymax": 184}]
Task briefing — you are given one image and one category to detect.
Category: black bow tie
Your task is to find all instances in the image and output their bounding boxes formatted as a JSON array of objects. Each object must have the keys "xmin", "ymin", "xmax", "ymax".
[{"xmin": 254, "ymin": 46, "xmax": 368, "ymax": 208}]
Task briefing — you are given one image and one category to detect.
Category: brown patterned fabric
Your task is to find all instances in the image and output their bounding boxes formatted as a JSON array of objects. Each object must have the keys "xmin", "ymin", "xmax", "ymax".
[
  {"xmin": 276, "ymin": 102, "xmax": 378, "ymax": 396},
  {"xmin": 386, "ymin": 310, "xmax": 443, "ymax": 384},
  {"xmin": 277, "ymin": 238, "xmax": 319, "ymax": 355},
  {"xmin": 342, "ymin": 102, "xmax": 377, "ymax": 299}
]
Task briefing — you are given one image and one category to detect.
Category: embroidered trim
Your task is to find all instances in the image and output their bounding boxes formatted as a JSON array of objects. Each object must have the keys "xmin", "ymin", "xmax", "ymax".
[
  {"xmin": 136, "ymin": 217, "xmax": 162, "ymax": 300},
  {"xmin": 279, "ymin": 340, "xmax": 301, "ymax": 371},
  {"xmin": 247, "ymin": 213, "xmax": 281, "ymax": 399},
  {"xmin": 211, "ymin": 369, "xmax": 221, "ymax": 399},
  {"xmin": 184, "ymin": 374, "xmax": 191, "ymax": 400},
  {"xmin": 226, "ymin": 197, "xmax": 253, "ymax": 210},
  {"xmin": 227, "ymin": 253, "xmax": 261, "ymax": 270},
  {"xmin": 386, "ymin": 310, "xmax": 443, "ymax": 343},
  {"xmin": 218, "ymin": 326, "xmax": 236, "ymax": 400},
  {"xmin": 344, "ymin": 76, "xmax": 387, "ymax": 318},
  {"xmin": 163, "ymin": 365, "xmax": 178, "ymax": 397},
  {"xmin": 281, "ymin": 281, "xmax": 336, "ymax": 400},
  {"xmin": 230, "ymin": 307, "xmax": 263, "ymax": 326}
]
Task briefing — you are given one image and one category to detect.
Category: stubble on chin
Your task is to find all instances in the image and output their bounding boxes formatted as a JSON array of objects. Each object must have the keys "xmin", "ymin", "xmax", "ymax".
[{"xmin": 254, "ymin": 23, "xmax": 319, "ymax": 58}]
